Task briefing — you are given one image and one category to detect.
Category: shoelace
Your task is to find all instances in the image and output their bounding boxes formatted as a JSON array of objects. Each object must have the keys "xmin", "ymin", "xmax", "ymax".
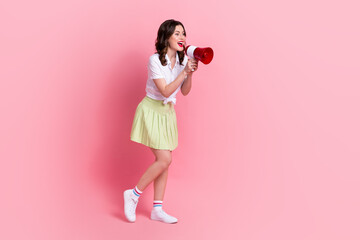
[
  {"xmin": 129, "ymin": 198, "xmax": 138, "ymax": 213},
  {"xmin": 157, "ymin": 209, "xmax": 172, "ymax": 218}
]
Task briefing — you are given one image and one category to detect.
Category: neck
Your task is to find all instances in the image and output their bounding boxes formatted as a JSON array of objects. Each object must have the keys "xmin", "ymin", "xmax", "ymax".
[{"xmin": 167, "ymin": 48, "xmax": 177, "ymax": 59}]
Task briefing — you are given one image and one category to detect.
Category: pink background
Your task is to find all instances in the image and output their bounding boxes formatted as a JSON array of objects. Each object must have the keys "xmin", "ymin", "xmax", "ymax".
[{"xmin": 1, "ymin": 0, "xmax": 359, "ymax": 239}]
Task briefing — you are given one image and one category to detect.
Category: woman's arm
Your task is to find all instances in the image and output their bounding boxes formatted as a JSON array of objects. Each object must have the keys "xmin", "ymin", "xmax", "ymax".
[
  {"xmin": 181, "ymin": 73, "xmax": 192, "ymax": 96},
  {"xmin": 181, "ymin": 59, "xmax": 198, "ymax": 96},
  {"xmin": 153, "ymin": 70, "xmax": 188, "ymax": 98}
]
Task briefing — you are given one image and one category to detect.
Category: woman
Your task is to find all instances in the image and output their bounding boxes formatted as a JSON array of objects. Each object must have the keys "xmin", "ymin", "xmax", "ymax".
[{"xmin": 124, "ymin": 19, "xmax": 198, "ymax": 224}]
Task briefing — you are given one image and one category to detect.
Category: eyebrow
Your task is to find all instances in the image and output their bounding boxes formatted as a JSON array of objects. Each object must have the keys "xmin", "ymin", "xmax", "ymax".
[{"xmin": 175, "ymin": 31, "xmax": 185, "ymax": 33}]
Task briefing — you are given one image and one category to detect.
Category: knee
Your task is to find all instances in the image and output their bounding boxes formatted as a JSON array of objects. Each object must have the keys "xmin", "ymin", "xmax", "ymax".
[{"xmin": 158, "ymin": 156, "xmax": 172, "ymax": 169}]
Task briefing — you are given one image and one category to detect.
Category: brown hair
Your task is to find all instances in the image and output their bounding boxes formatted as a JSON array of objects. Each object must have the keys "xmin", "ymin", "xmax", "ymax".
[{"xmin": 155, "ymin": 19, "xmax": 186, "ymax": 66}]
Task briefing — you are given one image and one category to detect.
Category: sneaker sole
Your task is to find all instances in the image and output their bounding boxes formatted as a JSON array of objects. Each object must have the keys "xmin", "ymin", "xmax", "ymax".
[{"xmin": 150, "ymin": 215, "xmax": 178, "ymax": 224}]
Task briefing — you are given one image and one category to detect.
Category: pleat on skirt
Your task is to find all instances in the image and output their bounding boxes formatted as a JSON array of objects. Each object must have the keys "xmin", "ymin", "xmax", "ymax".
[{"xmin": 130, "ymin": 96, "xmax": 178, "ymax": 151}]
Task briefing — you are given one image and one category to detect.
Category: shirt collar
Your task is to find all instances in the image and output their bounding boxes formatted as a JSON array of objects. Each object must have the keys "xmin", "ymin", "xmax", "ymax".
[{"xmin": 165, "ymin": 53, "xmax": 180, "ymax": 67}]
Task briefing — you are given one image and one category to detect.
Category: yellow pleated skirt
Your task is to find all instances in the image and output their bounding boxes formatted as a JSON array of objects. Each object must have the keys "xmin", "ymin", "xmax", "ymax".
[{"xmin": 130, "ymin": 96, "xmax": 178, "ymax": 151}]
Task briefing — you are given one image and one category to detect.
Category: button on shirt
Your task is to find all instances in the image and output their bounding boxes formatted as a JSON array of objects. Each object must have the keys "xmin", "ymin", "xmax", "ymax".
[{"xmin": 146, "ymin": 53, "xmax": 188, "ymax": 105}]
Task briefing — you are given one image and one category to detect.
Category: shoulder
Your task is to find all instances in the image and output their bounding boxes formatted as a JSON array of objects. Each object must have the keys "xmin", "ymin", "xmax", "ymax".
[
  {"xmin": 149, "ymin": 53, "xmax": 161, "ymax": 64},
  {"xmin": 148, "ymin": 53, "xmax": 164, "ymax": 73}
]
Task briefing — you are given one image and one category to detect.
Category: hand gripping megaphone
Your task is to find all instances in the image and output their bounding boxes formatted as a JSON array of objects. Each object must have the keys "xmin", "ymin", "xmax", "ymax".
[{"xmin": 185, "ymin": 45, "xmax": 214, "ymax": 65}]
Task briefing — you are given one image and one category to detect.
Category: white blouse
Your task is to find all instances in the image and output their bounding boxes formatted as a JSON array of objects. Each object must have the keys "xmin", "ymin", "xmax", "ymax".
[{"xmin": 145, "ymin": 52, "xmax": 188, "ymax": 105}]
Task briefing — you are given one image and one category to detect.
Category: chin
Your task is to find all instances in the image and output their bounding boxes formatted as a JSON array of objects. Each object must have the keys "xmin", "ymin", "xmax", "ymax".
[{"xmin": 170, "ymin": 45, "xmax": 184, "ymax": 52}]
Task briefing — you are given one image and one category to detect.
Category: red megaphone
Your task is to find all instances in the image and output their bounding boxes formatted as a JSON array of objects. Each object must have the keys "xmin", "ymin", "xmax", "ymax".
[{"xmin": 185, "ymin": 45, "xmax": 214, "ymax": 64}]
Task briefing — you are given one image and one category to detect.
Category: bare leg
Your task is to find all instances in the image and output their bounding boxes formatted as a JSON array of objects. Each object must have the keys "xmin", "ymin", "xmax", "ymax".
[
  {"xmin": 154, "ymin": 168, "xmax": 169, "ymax": 201},
  {"xmin": 153, "ymin": 150, "xmax": 172, "ymax": 201},
  {"xmin": 135, "ymin": 148, "xmax": 172, "ymax": 192}
]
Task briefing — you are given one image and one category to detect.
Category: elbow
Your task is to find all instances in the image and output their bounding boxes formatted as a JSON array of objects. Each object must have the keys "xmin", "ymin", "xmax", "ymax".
[{"xmin": 181, "ymin": 89, "xmax": 189, "ymax": 96}]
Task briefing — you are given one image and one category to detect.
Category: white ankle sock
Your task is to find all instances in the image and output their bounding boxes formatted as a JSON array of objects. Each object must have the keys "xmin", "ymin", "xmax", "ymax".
[
  {"xmin": 131, "ymin": 186, "xmax": 143, "ymax": 200},
  {"xmin": 153, "ymin": 200, "xmax": 163, "ymax": 210}
]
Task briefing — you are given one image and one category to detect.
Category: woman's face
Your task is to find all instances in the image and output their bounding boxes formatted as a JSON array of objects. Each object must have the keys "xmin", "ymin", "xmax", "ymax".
[{"xmin": 168, "ymin": 25, "xmax": 186, "ymax": 52}]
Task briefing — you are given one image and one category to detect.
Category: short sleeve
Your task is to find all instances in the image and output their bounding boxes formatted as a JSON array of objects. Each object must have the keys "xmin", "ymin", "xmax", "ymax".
[{"xmin": 148, "ymin": 55, "xmax": 165, "ymax": 80}]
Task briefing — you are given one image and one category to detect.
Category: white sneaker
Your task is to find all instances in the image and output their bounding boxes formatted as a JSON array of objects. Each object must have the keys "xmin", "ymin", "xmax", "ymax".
[
  {"xmin": 150, "ymin": 208, "xmax": 178, "ymax": 224},
  {"xmin": 124, "ymin": 189, "xmax": 138, "ymax": 222}
]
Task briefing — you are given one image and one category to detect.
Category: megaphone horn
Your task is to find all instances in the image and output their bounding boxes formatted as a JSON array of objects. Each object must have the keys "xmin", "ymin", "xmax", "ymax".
[{"xmin": 185, "ymin": 45, "xmax": 214, "ymax": 65}]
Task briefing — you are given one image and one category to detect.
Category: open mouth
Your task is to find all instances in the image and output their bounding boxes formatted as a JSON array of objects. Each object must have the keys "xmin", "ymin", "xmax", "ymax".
[{"xmin": 177, "ymin": 42, "xmax": 184, "ymax": 47}]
